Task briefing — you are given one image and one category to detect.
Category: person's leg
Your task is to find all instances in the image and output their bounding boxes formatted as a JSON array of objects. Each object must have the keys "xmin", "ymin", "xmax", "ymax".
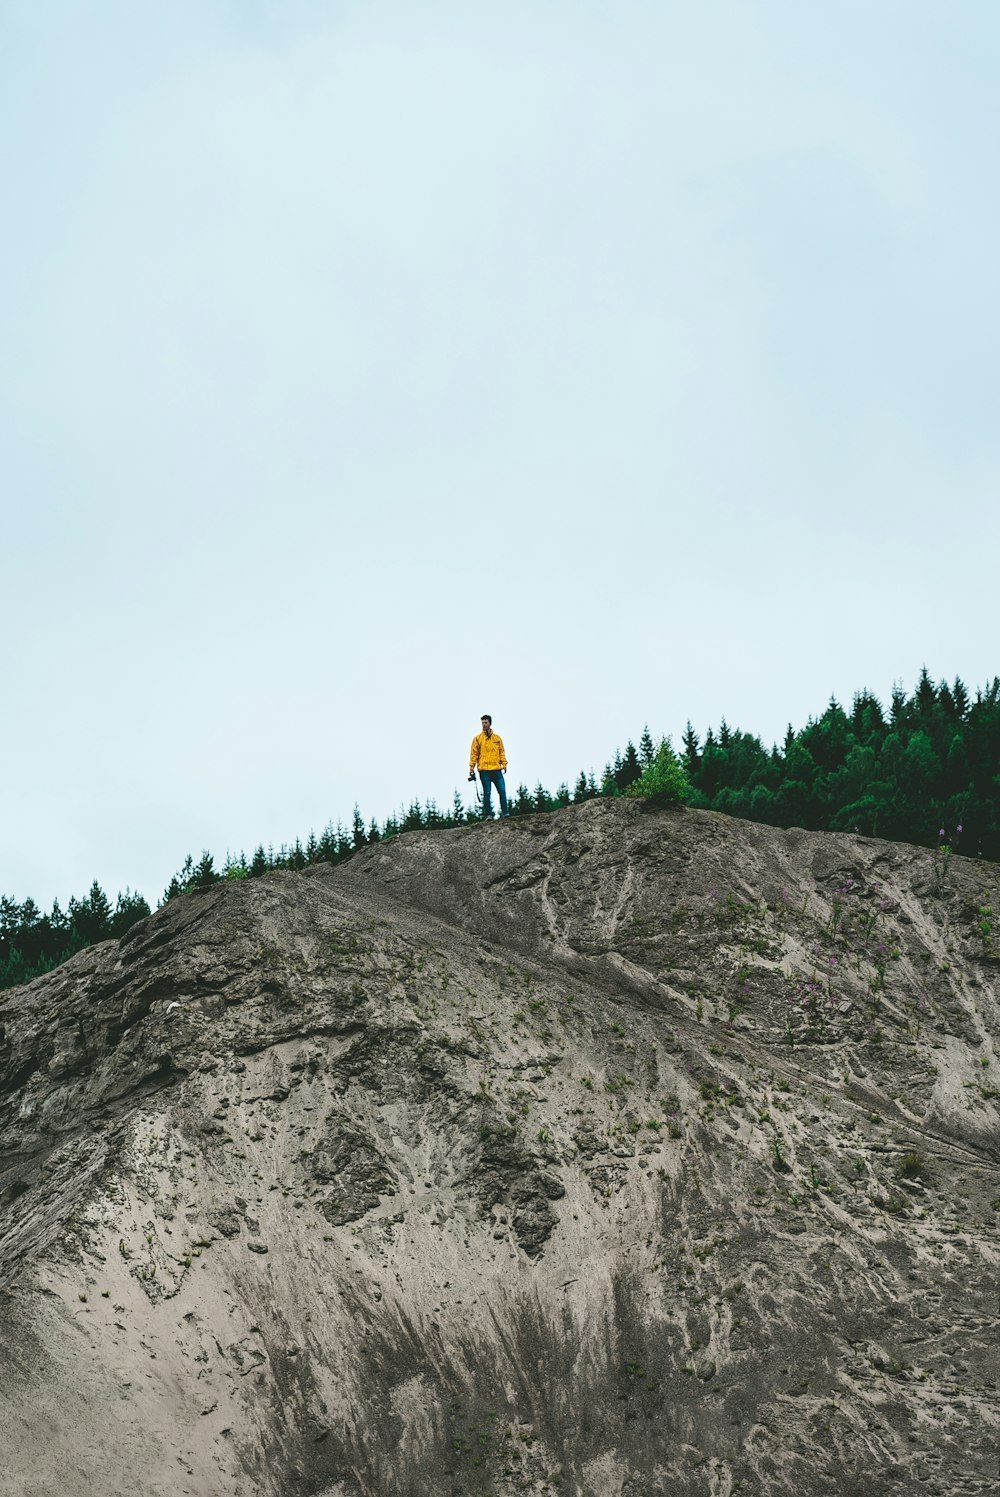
[
  {"xmin": 480, "ymin": 771, "xmax": 494, "ymax": 817},
  {"xmin": 497, "ymin": 772, "xmax": 509, "ymax": 817}
]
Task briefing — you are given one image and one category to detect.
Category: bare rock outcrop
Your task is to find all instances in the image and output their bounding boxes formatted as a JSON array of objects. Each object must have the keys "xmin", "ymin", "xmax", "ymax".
[{"xmin": 2, "ymin": 800, "xmax": 999, "ymax": 1495}]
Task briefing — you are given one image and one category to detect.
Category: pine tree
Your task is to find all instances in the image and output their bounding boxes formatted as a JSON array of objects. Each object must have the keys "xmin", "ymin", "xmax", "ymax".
[
  {"xmin": 615, "ymin": 742, "xmax": 642, "ymax": 793},
  {"xmin": 193, "ymin": 852, "xmax": 219, "ymax": 887},
  {"xmin": 401, "ymin": 800, "xmax": 424, "ymax": 832},
  {"xmin": 19, "ymin": 897, "xmax": 40, "ymax": 929},
  {"xmin": 70, "ymin": 881, "xmax": 113, "ymax": 944},
  {"xmin": 851, "ymin": 691, "xmax": 885, "ymax": 744},
  {"xmin": 89, "ymin": 881, "xmax": 112, "ymax": 934},
  {"xmin": 681, "ymin": 723, "xmax": 700, "ymax": 770},
  {"xmin": 111, "ymin": 889, "xmax": 151, "ymax": 936},
  {"xmin": 0, "ymin": 897, "xmax": 20, "ymax": 941},
  {"xmin": 915, "ymin": 667, "xmax": 937, "ymax": 722}
]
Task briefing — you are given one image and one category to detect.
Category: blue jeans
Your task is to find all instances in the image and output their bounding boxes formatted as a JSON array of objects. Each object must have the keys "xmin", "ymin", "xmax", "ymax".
[{"xmin": 480, "ymin": 770, "xmax": 509, "ymax": 817}]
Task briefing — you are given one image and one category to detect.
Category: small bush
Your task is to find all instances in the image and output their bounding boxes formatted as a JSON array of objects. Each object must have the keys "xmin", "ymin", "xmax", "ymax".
[
  {"xmin": 623, "ymin": 739, "xmax": 690, "ymax": 805},
  {"xmin": 896, "ymin": 1151, "xmax": 928, "ymax": 1182}
]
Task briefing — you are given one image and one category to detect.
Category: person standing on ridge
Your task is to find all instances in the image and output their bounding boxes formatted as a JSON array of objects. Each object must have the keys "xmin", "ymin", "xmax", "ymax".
[{"xmin": 469, "ymin": 714, "xmax": 509, "ymax": 819}]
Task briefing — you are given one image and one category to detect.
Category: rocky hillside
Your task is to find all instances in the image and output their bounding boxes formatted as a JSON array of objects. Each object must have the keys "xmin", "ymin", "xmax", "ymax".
[{"xmin": 1, "ymin": 800, "xmax": 999, "ymax": 1497}]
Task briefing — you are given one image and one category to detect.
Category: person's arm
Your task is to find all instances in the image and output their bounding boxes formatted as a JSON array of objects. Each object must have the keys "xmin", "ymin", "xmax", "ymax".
[
  {"xmin": 499, "ymin": 735, "xmax": 508, "ymax": 771},
  {"xmin": 470, "ymin": 734, "xmax": 480, "ymax": 772}
]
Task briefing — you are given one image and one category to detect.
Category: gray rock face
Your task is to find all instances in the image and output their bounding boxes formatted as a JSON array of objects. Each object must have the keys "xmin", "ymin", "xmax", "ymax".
[{"xmin": 1, "ymin": 800, "xmax": 999, "ymax": 1496}]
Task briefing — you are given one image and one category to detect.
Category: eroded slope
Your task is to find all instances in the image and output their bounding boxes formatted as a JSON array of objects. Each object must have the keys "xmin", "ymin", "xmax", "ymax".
[{"xmin": 1, "ymin": 801, "xmax": 999, "ymax": 1497}]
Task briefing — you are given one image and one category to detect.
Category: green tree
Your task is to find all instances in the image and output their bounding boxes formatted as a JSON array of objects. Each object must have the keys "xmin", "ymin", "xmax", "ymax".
[
  {"xmin": 681, "ymin": 723, "xmax": 700, "ymax": 773},
  {"xmin": 511, "ymin": 784, "xmax": 533, "ymax": 817},
  {"xmin": 193, "ymin": 852, "xmax": 220, "ymax": 887},
  {"xmin": 915, "ymin": 666, "xmax": 937, "ymax": 723},
  {"xmin": 534, "ymin": 783, "xmax": 554, "ymax": 813},
  {"xmin": 110, "ymin": 888, "xmax": 151, "ymax": 935},
  {"xmin": 69, "ymin": 881, "xmax": 113, "ymax": 944},
  {"xmin": 401, "ymin": 800, "xmax": 424, "ymax": 832},
  {"xmin": 604, "ymin": 742, "xmax": 643, "ymax": 795},
  {"xmin": 624, "ymin": 738, "xmax": 690, "ymax": 805}
]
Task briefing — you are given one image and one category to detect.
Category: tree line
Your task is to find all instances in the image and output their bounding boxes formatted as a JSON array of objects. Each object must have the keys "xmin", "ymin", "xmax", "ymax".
[
  {"xmin": 682, "ymin": 669, "xmax": 1000, "ymax": 857},
  {"xmin": 0, "ymin": 885, "xmax": 152, "ymax": 993},
  {"xmin": 3, "ymin": 670, "xmax": 998, "ymax": 992}
]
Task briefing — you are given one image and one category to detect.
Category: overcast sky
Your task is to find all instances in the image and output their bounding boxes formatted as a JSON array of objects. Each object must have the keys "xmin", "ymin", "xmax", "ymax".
[{"xmin": 3, "ymin": 0, "xmax": 999, "ymax": 908}]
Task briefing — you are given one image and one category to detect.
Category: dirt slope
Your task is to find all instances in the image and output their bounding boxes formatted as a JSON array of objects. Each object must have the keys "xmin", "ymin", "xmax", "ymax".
[{"xmin": 1, "ymin": 800, "xmax": 999, "ymax": 1496}]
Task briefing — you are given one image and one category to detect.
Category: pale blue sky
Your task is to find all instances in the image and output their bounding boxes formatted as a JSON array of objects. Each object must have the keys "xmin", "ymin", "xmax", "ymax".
[{"xmin": 3, "ymin": 1, "xmax": 999, "ymax": 907}]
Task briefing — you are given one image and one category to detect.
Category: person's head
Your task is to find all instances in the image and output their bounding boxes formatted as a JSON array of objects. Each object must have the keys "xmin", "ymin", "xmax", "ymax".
[{"xmin": 481, "ymin": 713, "xmax": 492, "ymax": 733}]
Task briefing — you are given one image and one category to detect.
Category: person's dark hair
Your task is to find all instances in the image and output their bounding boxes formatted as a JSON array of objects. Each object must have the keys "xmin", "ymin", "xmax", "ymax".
[{"xmin": 481, "ymin": 713, "xmax": 492, "ymax": 724}]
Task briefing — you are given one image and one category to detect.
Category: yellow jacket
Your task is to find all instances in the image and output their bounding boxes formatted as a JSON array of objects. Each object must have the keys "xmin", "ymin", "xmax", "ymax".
[{"xmin": 470, "ymin": 730, "xmax": 507, "ymax": 773}]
